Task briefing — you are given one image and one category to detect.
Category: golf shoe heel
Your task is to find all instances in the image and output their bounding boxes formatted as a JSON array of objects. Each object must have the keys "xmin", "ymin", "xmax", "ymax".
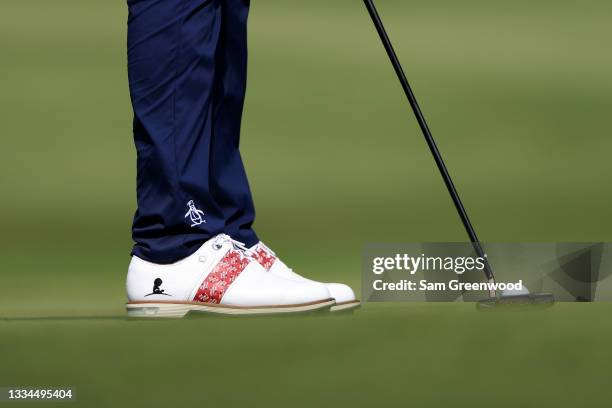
[{"xmin": 126, "ymin": 303, "xmax": 190, "ymax": 318}]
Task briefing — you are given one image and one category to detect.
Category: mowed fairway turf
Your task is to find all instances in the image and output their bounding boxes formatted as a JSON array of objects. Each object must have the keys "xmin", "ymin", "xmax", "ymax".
[{"xmin": 2, "ymin": 0, "xmax": 612, "ymax": 406}]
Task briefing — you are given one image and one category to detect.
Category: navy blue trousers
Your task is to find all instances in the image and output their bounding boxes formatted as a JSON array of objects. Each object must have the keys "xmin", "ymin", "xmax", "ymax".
[{"xmin": 127, "ymin": 0, "xmax": 257, "ymax": 264}]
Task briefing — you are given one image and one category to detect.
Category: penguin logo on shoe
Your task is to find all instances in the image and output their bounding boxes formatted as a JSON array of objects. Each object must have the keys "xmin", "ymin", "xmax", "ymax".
[
  {"xmin": 145, "ymin": 278, "xmax": 171, "ymax": 297},
  {"xmin": 185, "ymin": 200, "xmax": 206, "ymax": 227}
]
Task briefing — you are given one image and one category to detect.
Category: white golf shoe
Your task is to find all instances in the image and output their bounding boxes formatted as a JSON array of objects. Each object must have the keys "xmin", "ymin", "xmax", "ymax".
[
  {"xmin": 250, "ymin": 242, "xmax": 360, "ymax": 312},
  {"xmin": 126, "ymin": 234, "xmax": 334, "ymax": 318}
]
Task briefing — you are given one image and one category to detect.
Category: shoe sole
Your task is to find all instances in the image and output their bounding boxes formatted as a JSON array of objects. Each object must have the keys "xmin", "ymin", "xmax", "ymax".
[
  {"xmin": 330, "ymin": 300, "xmax": 361, "ymax": 312},
  {"xmin": 126, "ymin": 298, "xmax": 335, "ymax": 318}
]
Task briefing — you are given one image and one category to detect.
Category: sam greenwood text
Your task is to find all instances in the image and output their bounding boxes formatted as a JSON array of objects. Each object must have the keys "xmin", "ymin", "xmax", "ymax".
[{"xmin": 372, "ymin": 280, "xmax": 524, "ymax": 292}]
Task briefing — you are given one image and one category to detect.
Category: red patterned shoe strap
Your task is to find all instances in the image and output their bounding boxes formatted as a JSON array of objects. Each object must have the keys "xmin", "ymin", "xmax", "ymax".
[
  {"xmin": 252, "ymin": 244, "xmax": 277, "ymax": 271},
  {"xmin": 193, "ymin": 249, "xmax": 250, "ymax": 304}
]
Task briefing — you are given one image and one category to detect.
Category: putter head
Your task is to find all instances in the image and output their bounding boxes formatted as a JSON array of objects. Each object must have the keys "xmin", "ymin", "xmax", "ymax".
[{"xmin": 476, "ymin": 293, "xmax": 555, "ymax": 309}]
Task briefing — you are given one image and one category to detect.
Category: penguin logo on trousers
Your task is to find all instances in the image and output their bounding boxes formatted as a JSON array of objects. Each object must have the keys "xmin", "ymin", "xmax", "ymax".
[{"xmin": 185, "ymin": 200, "xmax": 206, "ymax": 227}]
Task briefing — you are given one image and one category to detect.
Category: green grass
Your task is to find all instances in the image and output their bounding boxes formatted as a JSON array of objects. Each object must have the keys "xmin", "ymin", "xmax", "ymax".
[
  {"xmin": 1, "ymin": 0, "xmax": 612, "ymax": 406},
  {"xmin": 2, "ymin": 304, "xmax": 612, "ymax": 407}
]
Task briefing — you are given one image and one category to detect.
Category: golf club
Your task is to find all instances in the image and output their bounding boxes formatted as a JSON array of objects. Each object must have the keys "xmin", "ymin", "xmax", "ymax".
[{"xmin": 363, "ymin": 0, "xmax": 554, "ymax": 307}]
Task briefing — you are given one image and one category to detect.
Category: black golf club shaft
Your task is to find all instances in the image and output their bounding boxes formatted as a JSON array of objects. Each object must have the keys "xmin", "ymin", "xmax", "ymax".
[{"xmin": 363, "ymin": 0, "xmax": 495, "ymax": 283}]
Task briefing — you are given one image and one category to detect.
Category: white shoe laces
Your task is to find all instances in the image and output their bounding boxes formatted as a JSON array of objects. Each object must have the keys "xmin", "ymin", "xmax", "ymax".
[{"xmin": 212, "ymin": 234, "xmax": 254, "ymax": 259}]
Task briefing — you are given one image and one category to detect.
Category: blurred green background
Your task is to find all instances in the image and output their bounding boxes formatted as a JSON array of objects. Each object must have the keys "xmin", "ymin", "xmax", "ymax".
[{"xmin": 1, "ymin": 0, "xmax": 612, "ymax": 406}]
